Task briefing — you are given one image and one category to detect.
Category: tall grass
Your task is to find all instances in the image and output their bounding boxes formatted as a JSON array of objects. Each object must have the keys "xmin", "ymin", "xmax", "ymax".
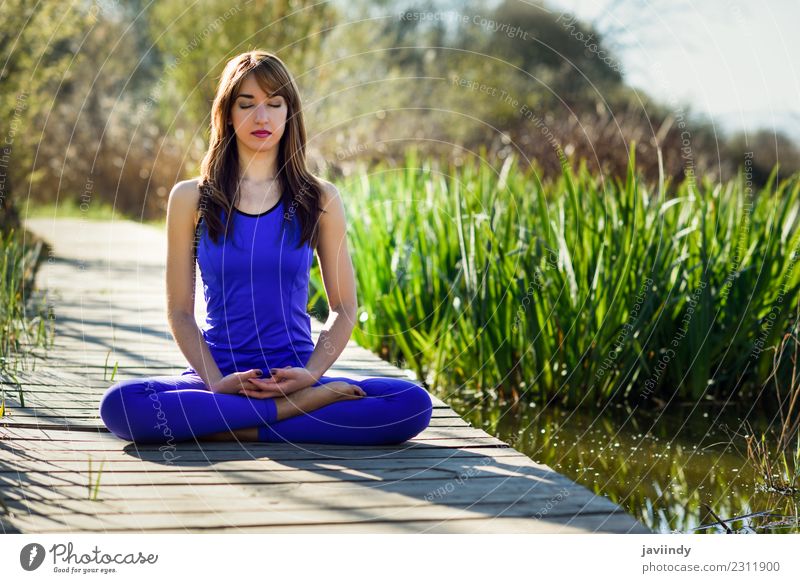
[
  {"xmin": 0, "ymin": 227, "xmax": 53, "ymax": 377},
  {"xmin": 314, "ymin": 146, "xmax": 800, "ymax": 408},
  {"xmin": 746, "ymin": 300, "xmax": 800, "ymax": 495}
]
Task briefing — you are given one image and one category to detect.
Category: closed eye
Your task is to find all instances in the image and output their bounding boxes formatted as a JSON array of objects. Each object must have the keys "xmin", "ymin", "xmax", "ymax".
[{"xmin": 239, "ymin": 103, "xmax": 283, "ymax": 109}]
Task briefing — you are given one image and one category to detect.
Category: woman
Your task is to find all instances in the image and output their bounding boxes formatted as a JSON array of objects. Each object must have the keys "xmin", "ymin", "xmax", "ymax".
[{"xmin": 98, "ymin": 51, "xmax": 432, "ymax": 445}]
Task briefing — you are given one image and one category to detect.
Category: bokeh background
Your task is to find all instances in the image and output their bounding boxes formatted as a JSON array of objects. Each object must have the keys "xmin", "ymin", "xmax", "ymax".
[{"xmin": 2, "ymin": 0, "xmax": 798, "ymax": 224}]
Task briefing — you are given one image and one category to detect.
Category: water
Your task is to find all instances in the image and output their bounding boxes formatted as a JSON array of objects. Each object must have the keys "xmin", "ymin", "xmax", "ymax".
[{"xmin": 441, "ymin": 393, "xmax": 800, "ymax": 533}]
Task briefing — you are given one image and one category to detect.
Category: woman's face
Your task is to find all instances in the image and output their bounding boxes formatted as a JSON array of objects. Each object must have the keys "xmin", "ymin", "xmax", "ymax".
[{"xmin": 228, "ymin": 73, "xmax": 287, "ymax": 152}]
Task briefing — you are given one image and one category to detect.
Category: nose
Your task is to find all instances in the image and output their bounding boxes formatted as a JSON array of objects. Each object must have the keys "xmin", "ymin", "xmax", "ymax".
[{"xmin": 254, "ymin": 103, "xmax": 269, "ymax": 124}]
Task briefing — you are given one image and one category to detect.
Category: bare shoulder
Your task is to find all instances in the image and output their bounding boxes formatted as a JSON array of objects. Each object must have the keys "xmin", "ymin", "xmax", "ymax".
[
  {"xmin": 168, "ymin": 177, "xmax": 202, "ymax": 224},
  {"xmin": 169, "ymin": 177, "xmax": 202, "ymax": 206},
  {"xmin": 316, "ymin": 177, "xmax": 341, "ymax": 210}
]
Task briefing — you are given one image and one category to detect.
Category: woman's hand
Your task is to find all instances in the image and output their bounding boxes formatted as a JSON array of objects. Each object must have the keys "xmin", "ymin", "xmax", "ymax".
[
  {"xmin": 237, "ymin": 365, "xmax": 319, "ymax": 399},
  {"xmin": 315, "ymin": 381, "xmax": 367, "ymax": 401},
  {"xmin": 208, "ymin": 369, "xmax": 265, "ymax": 395}
]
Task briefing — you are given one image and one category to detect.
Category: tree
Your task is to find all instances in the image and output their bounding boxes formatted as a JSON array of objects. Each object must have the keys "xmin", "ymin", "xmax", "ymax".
[{"xmin": 0, "ymin": 0, "xmax": 90, "ymax": 231}]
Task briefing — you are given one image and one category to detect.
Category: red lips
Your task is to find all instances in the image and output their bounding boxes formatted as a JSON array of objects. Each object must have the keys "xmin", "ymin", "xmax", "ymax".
[{"xmin": 252, "ymin": 130, "xmax": 271, "ymax": 137}]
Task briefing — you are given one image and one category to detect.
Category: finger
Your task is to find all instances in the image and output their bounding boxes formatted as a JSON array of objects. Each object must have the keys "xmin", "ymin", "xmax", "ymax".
[
  {"xmin": 254, "ymin": 377, "xmax": 295, "ymax": 392},
  {"xmin": 246, "ymin": 379, "xmax": 289, "ymax": 396},
  {"xmin": 250, "ymin": 378, "xmax": 283, "ymax": 390},
  {"xmin": 244, "ymin": 378, "xmax": 281, "ymax": 392},
  {"xmin": 249, "ymin": 376, "xmax": 273, "ymax": 386},
  {"xmin": 271, "ymin": 367, "xmax": 290, "ymax": 380},
  {"xmin": 262, "ymin": 368, "xmax": 283, "ymax": 381},
  {"xmin": 239, "ymin": 378, "xmax": 272, "ymax": 390},
  {"xmin": 346, "ymin": 384, "xmax": 366, "ymax": 397}
]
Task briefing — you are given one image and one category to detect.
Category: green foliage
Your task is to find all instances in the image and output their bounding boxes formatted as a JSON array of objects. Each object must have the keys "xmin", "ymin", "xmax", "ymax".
[
  {"xmin": 146, "ymin": 0, "xmax": 340, "ymax": 133},
  {"xmin": 321, "ymin": 147, "xmax": 800, "ymax": 407},
  {"xmin": 0, "ymin": 0, "xmax": 94, "ymax": 230},
  {"xmin": 0, "ymin": 228, "xmax": 53, "ymax": 377}
]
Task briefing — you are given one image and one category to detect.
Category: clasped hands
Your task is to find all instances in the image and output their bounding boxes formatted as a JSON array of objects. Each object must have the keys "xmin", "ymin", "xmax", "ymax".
[{"xmin": 209, "ymin": 366, "xmax": 320, "ymax": 399}]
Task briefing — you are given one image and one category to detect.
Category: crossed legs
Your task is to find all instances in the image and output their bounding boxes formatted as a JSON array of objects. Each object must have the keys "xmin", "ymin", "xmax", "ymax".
[{"xmin": 98, "ymin": 373, "xmax": 432, "ymax": 446}]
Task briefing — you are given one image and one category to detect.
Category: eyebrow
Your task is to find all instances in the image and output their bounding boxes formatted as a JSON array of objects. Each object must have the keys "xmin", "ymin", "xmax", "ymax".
[{"xmin": 235, "ymin": 93, "xmax": 283, "ymax": 99}]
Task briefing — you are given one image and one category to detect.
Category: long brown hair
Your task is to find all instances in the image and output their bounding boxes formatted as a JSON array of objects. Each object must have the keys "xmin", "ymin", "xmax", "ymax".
[{"xmin": 197, "ymin": 50, "xmax": 325, "ymax": 250}]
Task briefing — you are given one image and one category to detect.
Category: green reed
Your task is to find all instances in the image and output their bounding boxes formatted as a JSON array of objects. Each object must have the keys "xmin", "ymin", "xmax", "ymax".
[
  {"xmin": 745, "ymin": 308, "xmax": 800, "ymax": 497},
  {"xmin": 87, "ymin": 455, "xmax": 105, "ymax": 501},
  {"xmin": 103, "ymin": 349, "xmax": 119, "ymax": 382},
  {"xmin": 313, "ymin": 146, "xmax": 800, "ymax": 407},
  {"xmin": 0, "ymin": 227, "xmax": 52, "ymax": 377}
]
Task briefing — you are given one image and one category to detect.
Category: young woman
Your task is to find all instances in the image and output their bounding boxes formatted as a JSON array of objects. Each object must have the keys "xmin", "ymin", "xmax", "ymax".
[{"xmin": 98, "ymin": 51, "xmax": 432, "ymax": 445}]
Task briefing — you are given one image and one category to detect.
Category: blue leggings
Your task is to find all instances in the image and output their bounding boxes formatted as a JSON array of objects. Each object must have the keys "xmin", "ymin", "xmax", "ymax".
[{"xmin": 98, "ymin": 373, "xmax": 433, "ymax": 446}]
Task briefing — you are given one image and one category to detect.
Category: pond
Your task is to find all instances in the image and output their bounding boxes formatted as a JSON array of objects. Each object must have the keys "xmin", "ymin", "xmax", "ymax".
[{"xmin": 441, "ymin": 393, "xmax": 800, "ymax": 533}]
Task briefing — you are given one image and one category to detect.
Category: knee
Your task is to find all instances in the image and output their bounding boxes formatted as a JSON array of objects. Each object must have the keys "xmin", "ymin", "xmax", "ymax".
[
  {"xmin": 98, "ymin": 379, "xmax": 147, "ymax": 441},
  {"xmin": 389, "ymin": 382, "xmax": 433, "ymax": 443}
]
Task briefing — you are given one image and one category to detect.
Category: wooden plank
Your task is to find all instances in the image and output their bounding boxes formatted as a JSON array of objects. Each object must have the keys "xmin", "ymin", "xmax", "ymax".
[
  {"xmin": 0, "ymin": 446, "xmax": 530, "ymax": 464},
  {"xmin": 3, "ymin": 502, "xmax": 645, "ymax": 533},
  {"xmin": 0, "ymin": 426, "xmax": 502, "ymax": 448},
  {"xmin": 2, "ymin": 486, "xmax": 608, "ymax": 515},
  {"xmin": 179, "ymin": 514, "xmax": 649, "ymax": 533},
  {"xmin": 0, "ymin": 455, "xmax": 567, "ymax": 480},
  {"xmin": 1, "ymin": 513, "xmax": 646, "ymax": 534},
  {"xmin": 0, "ymin": 467, "xmax": 483, "ymax": 487},
  {"xmin": 4, "ymin": 474, "xmax": 570, "ymax": 500},
  {"xmin": 0, "ymin": 437, "xmax": 510, "ymax": 453}
]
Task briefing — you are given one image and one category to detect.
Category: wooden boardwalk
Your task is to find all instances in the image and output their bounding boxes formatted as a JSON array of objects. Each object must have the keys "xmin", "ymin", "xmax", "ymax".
[{"xmin": 0, "ymin": 217, "xmax": 650, "ymax": 533}]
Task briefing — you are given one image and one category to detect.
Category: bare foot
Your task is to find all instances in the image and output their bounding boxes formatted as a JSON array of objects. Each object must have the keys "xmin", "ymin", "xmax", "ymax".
[
  {"xmin": 276, "ymin": 382, "xmax": 366, "ymax": 420},
  {"xmin": 197, "ymin": 383, "xmax": 366, "ymax": 441}
]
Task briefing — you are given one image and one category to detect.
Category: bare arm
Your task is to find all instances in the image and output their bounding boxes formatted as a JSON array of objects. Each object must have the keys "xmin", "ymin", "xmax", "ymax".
[
  {"xmin": 304, "ymin": 181, "xmax": 359, "ymax": 380},
  {"xmin": 165, "ymin": 179, "xmax": 225, "ymax": 390}
]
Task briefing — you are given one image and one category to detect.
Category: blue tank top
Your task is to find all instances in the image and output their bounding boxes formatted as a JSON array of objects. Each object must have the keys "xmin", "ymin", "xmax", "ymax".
[{"xmin": 189, "ymin": 196, "xmax": 316, "ymax": 377}]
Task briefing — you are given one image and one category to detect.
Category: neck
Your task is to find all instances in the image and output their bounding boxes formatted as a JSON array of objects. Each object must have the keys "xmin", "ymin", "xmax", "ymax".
[{"xmin": 237, "ymin": 146, "xmax": 279, "ymax": 183}]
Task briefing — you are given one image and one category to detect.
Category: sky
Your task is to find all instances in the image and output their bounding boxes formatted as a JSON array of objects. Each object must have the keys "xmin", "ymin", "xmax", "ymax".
[{"xmin": 545, "ymin": 0, "xmax": 800, "ymax": 142}]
